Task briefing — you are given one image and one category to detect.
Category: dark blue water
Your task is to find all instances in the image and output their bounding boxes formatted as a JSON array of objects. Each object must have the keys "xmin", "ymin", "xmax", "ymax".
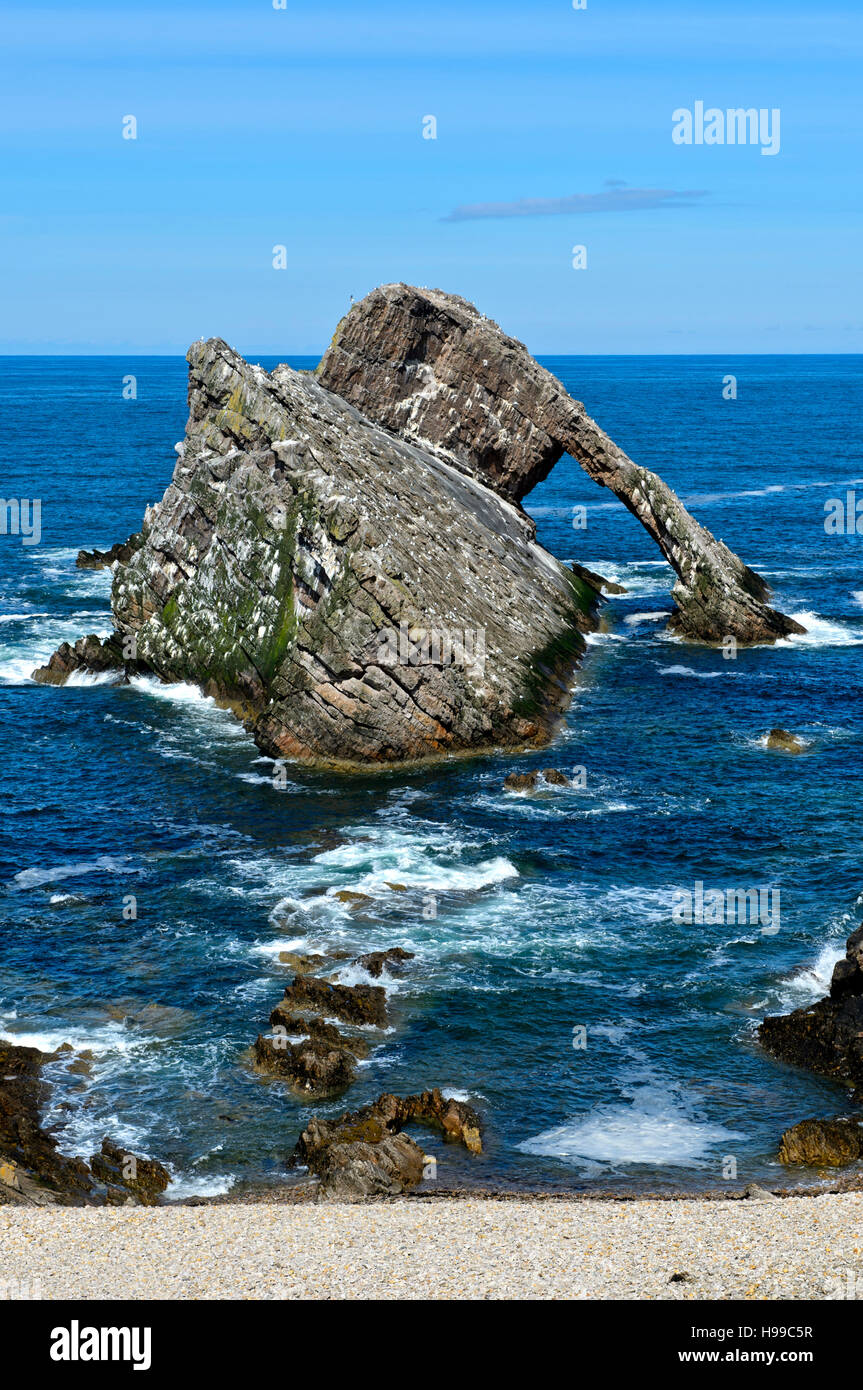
[{"xmin": 1, "ymin": 354, "xmax": 862, "ymax": 1198}]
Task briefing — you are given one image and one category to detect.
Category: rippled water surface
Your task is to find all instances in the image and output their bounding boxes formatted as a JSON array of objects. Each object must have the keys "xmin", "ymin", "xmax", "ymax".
[{"xmin": 1, "ymin": 354, "xmax": 862, "ymax": 1197}]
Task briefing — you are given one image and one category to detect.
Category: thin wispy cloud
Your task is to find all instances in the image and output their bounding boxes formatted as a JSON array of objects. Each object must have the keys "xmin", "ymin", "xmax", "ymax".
[{"xmin": 443, "ymin": 184, "xmax": 710, "ymax": 222}]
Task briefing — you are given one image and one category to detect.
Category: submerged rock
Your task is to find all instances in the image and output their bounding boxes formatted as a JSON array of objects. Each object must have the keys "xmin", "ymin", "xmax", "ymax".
[
  {"xmin": 317, "ymin": 283, "xmax": 803, "ymax": 646},
  {"xmin": 352, "ymin": 947, "xmax": 414, "ymax": 979},
  {"xmin": 759, "ymin": 923, "xmax": 863, "ymax": 1084},
  {"xmin": 766, "ymin": 727, "xmax": 806, "ymax": 753},
  {"xmin": 0, "ymin": 1043, "xmax": 169, "ymax": 1206},
  {"xmin": 504, "ymin": 771, "xmax": 538, "ymax": 791},
  {"xmin": 778, "ymin": 1118, "xmax": 863, "ymax": 1166}
]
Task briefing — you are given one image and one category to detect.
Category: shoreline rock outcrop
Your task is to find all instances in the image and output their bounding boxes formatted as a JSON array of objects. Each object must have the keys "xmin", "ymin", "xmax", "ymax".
[
  {"xmin": 759, "ymin": 923, "xmax": 863, "ymax": 1085},
  {"xmin": 0, "ymin": 1043, "xmax": 169, "ymax": 1206},
  {"xmin": 293, "ymin": 1089, "xmax": 483, "ymax": 1200},
  {"xmin": 317, "ymin": 284, "xmax": 803, "ymax": 646},
  {"xmin": 778, "ymin": 1118, "xmax": 863, "ymax": 1167},
  {"xmin": 272, "ymin": 975, "xmax": 388, "ymax": 1029}
]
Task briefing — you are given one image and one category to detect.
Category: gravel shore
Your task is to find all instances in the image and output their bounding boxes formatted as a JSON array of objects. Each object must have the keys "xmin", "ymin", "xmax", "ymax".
[{"xmin": 2, "ymin": 1192, "xmax": 861, "ymax": 1300}]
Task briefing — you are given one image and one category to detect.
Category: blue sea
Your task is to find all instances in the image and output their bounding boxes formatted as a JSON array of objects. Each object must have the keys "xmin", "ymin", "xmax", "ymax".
[{"xmin": 1, "ymin": 354, "xmax": 862, "ymax": 1200}]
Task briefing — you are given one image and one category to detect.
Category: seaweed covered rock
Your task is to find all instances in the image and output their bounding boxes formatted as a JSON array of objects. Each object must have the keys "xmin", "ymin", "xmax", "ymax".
[
  {"xmin": 766, "ymin": 727, "xmax": 806, "ymax": 753},
  {"xmin": 318, "ymin": 283, "xmax": 803, "ymax": 645},
  {"xmin": 778, "ymin": 1118, "xmax": 863, "ymax": 1166},
  {"xmin": 88, "ymin": 1138, "xmax": 171, "ymax": 1204}
]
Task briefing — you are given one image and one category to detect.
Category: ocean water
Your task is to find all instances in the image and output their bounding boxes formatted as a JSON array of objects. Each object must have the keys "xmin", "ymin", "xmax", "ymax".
[{"xmin": 1, "ymin": 353, "xmax": 862, "ymax": 1199}]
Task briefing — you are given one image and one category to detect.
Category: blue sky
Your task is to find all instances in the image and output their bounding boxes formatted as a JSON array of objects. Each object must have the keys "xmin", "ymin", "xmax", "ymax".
[{"xmin": 1, "ymin": 0, "xmax": 861, "ymax": 353}]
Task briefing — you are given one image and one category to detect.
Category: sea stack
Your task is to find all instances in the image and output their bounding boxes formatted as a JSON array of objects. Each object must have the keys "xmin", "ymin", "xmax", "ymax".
[{"xmin": 34, "ymin": 284, "xmax": 803, "ymax": 765}]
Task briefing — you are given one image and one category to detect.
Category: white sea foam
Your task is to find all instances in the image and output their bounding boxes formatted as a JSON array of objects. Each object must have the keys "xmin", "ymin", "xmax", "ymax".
[
  {"xmin": 781, "ymin": 612, "xmax": 863, "ymax": 648},
  {"xmin": 162, "ymin": 1173, "xmax": 237, "ymax": 1201},
  {"xmin": 623, "ymin": 611, "xmax": 671, "ymax": 626},
  {"xmin": 0, "ymin": 1022, "xmax": 140, "ymax": 1057},
  {"xmin": 518, "ymin": 1081, "xmax": 744, "ymax": 1167},
  {"xmin": 768, "ymin": 939, "xmax": 847, "ymax": 1014},
  {"xmin": 0, "ymin": 655, "xmax": 42, "ymax": 684},
  {"xmin": 658, "ymin": 665, "xmax": 724, "ymax": 679},
  {"xmin": 11, "ymin": 854, "xmax": 130, "ymax": 890},
  {"xmin": 64, "ymin": 668, "xmax": 119, "ymax": 687},
  {"xmin": 312, "ymin": 825, "xmax": 517, "ymax": 895},
  {"xmin": 129, "ymin": 675, "xmax": 216, "ymax": 705}
]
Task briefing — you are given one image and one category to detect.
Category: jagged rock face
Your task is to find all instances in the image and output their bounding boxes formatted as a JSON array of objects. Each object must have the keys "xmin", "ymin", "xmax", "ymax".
[
  {"xmin": 32, "ymin": 633, "xmax": 125, "ymax": 686},
  {"xmin": 106, "ymin": 338, "xmax": 597, "ymax": 766},
  {"xmin": 318, "ymin": 283, "xmax": 804, "ymax": 646},
  {"xmin": 759, "ymin": 925, "xmax": 863, "ymax": 1084}
]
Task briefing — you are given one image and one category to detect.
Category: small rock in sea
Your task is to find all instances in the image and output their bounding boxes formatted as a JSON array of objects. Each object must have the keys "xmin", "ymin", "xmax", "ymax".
[
  {"xmin": 766, "ymin": 727, "xmax": 806, "ymax": 753},
  {"xmin": 268, "ymin": 1014, "xmax": 370, "ymax": 1058},
  {"xmin": 504, "ymin": 772, "xmax": 538, "ymax": 791},
  {"xmin": 253, "ymin": 1033, "xmax": 356, "ymax": 1099},
  {"xmin": 353, "ymin": 947, "xmax": 415, "ymax": 979},
  {"xmin": 778, "ymin": 1118, "xmax": 863, "ymax": 1167},
  {"xmin": 272, "ymin": 974, "xmax": 388, "ymax": 1028},
  {"xmin": 278, "ymin": 951, "xmax": 329, "ymax": 975},
  {"xmin": 385, "ymin": 882, "xmax": 407, "ymax": 892},
  {"xmin": 333, "ymin": 890, "xmax": 372, "ymax": 906},
  {"xmin": 540, "ymin": 767, "xmax": 569, "ymax": 786}
]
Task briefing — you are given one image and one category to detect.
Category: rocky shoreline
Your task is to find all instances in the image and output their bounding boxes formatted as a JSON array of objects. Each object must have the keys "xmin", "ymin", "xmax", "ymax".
[{"xmin": 0, "ymin": 1043, "xmax": 170, "ymax": 1207}]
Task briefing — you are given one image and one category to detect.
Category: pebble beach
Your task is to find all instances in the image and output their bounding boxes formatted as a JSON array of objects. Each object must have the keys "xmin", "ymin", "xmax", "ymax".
[{"xmin": 2, "ymin": 1192, "xmax": 861, "ymax": 1301}]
